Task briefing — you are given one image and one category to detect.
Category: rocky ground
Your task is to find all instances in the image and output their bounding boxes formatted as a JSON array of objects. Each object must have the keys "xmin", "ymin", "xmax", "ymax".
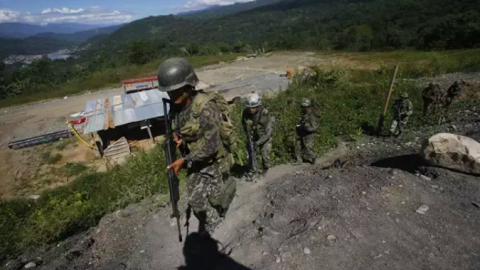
[{"xmin": 4, "ymin": 98, "xmax": 480, "ymax": 270}]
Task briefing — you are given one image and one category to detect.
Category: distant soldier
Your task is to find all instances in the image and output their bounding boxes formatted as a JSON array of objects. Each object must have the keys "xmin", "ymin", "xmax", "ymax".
[
  {"xmin": 242, "ymin": 93, "xmax": 273, "ymax": 178},
  {"xmin": 294, "ymin": 98, "xmax": 317, "ymax": 165},
  {"xmin": 444, "ymin": 80, "xmax": 468, "ymax": 111},
  {"xmin": 422, "ymin": 82, "xmax": 443, "ymax": 116},
  {"xmin": 390, "ymin": 92, "xmax": 413, "ymax": 137}
]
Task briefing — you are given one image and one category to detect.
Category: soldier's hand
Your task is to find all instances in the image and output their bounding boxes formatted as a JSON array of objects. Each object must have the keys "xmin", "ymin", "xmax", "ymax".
[
  {"xmin": 173, "ymin": 133, "xmax": 183, "ymax": 148},
  {"xmin": 168, "ymin": 158, "xmax": 185, "ymax": 175}
]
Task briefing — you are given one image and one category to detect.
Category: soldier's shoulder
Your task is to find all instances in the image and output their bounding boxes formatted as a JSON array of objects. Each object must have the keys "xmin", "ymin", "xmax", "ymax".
[
  {"xmin": 262, "ymin": 108, "xmax": 270, "ymax": 115},
  {"xmin": 199, "ymin": 100, "xmax": 219, "ymax": 117}
]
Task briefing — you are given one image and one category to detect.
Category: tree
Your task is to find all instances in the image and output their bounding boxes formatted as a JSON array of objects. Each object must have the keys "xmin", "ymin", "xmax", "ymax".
[{"xmin": 127, "ymin": 40, "xmax": 158, "ymax": 65}]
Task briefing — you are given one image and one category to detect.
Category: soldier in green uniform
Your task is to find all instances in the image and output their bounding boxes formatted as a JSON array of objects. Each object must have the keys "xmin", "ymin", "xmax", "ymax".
[
  {"xmin": 390, "ymin": 92, "xmax": 413, "ymax": 137},
  {"xmin": 158, "ymin": 57, "xmax": 224, "ymax": 233},
  {"xmin": 242, "ymin": 93, "xmax": 273, "ymax": 178},
  {"xmin": 294, "ymin": 98, "xmax": 317, "ymax": 165}
]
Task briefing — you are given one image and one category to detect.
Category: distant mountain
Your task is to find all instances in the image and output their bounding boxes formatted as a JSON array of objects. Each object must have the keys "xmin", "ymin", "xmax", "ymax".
[
  {"xmin": 0, "ymin": 25, "xmax": 122, "ymax": 60},
  {"xmin": 90, "ymin": 0, "xmax": 480, "ymax": 53},
  {"xmin": 178, "ymin": 0, "xmax": 282, "ymax": 19},
  {"xmin": 33, "ymin": 25, "xmax": 122, "ymax": 43},
  {"xmin": 0, "ymin": 36, "xmax": 72, "ymax": 60},
  {"xmin": 0, "ymin": 23, "xmax": 114, "ymax": 39}
]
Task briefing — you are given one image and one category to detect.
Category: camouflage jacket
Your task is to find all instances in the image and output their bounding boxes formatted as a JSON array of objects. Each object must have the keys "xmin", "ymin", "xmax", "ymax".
[
  {"xmin": 392, "ymin": 98, "xmax": 413, "ymax": 117},
  {"xmin": 242, "ymin": 106, "xmax": 273, "ymax": 145},
  {"xmin": 173, "ymin": 99, "xmax": 222, "ymax": 164},
  {"xmin": 297, "ymin": 110, "xmax": 317, "ymax": 135}
]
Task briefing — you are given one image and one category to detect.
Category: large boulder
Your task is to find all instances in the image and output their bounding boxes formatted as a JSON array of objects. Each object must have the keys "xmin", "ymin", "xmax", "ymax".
[{"xmin": 422, "ymin": 133, "xmax": 480, "ymax": 175}]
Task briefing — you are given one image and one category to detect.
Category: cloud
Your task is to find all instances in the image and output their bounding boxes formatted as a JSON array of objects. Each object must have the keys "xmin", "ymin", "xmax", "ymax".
[
  {"xmin": 183, "ymin": 0, "xmax": 255, "ymax": 11},
  {"xmin": 0, "ymin": 7, "xmax": 132, "ymax": 25}
]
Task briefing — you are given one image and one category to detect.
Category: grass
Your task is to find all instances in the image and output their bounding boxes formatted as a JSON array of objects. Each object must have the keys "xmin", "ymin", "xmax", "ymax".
[
  {"xmin": 0, "ymin": 145, "xmax": 178, "ymax": 262},
  {"xmin": 315, "ymin": 48, "xmax": 480, "ymax": 78},
  {"xmin": 0, "ymin": 53, "xmax": 245, "ymax": 109},
  {"xmin": 41, "ymin": 151, "xmax": 63, "ymax": 165}
]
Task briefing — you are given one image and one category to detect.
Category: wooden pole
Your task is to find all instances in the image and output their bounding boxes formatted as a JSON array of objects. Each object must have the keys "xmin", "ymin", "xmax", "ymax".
[{"xmin": 377, "ymin": 65, "xmax": 399, "ymax": 134}]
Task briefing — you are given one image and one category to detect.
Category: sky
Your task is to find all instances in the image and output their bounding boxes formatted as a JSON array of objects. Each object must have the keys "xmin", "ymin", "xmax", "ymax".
[{"xmin": 0, "ymin": 0, "xmax": 256, "ymax": 25}]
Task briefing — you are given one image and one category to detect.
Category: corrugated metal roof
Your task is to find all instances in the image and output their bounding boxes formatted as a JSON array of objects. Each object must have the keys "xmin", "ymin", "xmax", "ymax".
[{"xmin": 83, "ymin": 89, "xmax": 169, "ymax": 134}]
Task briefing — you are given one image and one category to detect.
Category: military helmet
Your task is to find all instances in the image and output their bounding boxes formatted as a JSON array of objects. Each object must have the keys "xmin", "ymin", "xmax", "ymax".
[
  {"xmin": 301, "ymin": 98, "xmax": 312, "ymax": 107},
  {"xmin": 157, "ymin": 58, "xmax": 199, "ymax": 92},
  {"xmin": 401, "ymin": 92, "xmax": 409, "ymax": 98},
  {"xmin": 245, "ymin": 93, "xmax": 261, "ymax": 108}
]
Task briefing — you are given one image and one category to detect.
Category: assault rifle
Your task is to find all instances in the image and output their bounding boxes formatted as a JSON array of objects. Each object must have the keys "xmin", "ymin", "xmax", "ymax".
[{"xmin": 162, "ymin": 98, "xmax": 182, "ymax": 242}]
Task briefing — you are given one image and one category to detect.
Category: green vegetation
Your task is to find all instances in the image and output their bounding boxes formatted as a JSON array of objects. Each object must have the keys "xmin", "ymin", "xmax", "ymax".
[
  {"xmin": 0, "ymin": 53, "xmax": 244, "ymax": 108},
  {"xmin": 0, "ymin": 145, "xmax": 173, "ymax": 262},
  {"xmin": 41, "ymin": 151, "xmax": 63, "ymax": 165},
  {"xmin": 93, "ymin": 0, "xmax": 480, "ymax": 52}
]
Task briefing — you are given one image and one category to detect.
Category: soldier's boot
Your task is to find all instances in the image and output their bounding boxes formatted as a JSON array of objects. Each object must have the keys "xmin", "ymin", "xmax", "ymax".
[{"xmin": 293, "ymin": 155, "xmax": 303, "ymax": 166}]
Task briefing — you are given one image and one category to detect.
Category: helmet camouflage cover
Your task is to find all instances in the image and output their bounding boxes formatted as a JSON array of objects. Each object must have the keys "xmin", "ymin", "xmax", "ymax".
[
  {"xmin": 301, "ymin": 98, "xmax": 312, "ymax": 107},
  {"xmin": 157, "ymin": 57, "xmax": 199, "ymax": 92},
  {"xmin": 245, "ymin": 93, "xmax": 261, "ymax": 108}
]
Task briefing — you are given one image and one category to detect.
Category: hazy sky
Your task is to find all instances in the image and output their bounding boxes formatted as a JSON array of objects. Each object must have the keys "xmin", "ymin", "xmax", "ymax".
[{"xmin": 0, "ymin": 0, "xmax": 256, "ymax": 25}]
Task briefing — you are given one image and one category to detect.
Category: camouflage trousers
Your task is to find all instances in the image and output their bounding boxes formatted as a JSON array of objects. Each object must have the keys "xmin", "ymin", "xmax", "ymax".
[
  {"xmin": 390, "ymin": 116, "xmax": 409, "ymax": 135},
  {"xmin": 295, "ymin": 134, "xmax": 316, "ymax": 162},
  {"xmin": 258, "ymin": 139, "xmax": 272, "ymax": 171},
  {"xmin": 187, "ymin": 163, "xmax": 222, "ymax": 231}
]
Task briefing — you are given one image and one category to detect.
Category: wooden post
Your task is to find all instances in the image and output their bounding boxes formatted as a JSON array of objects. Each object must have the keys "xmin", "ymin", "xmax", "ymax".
[
  {"xmin": 146, "ymin": 120, "xmax": 155, "ymax": 144},
  {"xmin": 377, "ymin": 65, "xmax": 399, "ymax": 134}
]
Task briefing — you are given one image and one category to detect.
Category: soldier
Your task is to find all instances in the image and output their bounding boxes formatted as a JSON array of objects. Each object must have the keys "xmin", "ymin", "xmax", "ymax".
[
  {"xmin": 294, "ymin": 98, "xmax": 317, "ymax": 165},
  {"xmin": 444, "ymin": 80, "xmax": 468, "ymax": 111},
  {"xmin": 390, "ymin": 92, "xmax": 413, "ymax": 137},
  {"xmin": 242, "ymin": 93, "xmax": 273, "ymax": 178},
  {"xmin": 158, "ymin": 57, "xmax": 223, "ymax": 233},
  {"xmin": 422, "ymin": 82, "xmax": 443, "ymax": 116}
]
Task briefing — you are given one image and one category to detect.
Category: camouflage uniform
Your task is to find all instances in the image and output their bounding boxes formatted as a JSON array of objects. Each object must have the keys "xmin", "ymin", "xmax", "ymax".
[
  {"xmin": 422, "ymin": 83, "xmax": 443, "ymax": 115},
  {"xmin": 295, "ymin": 109, "xmax": 317, "ymax": 163},
  {"xmin": 174, "ymin": 97, "xmax": 223, "ymax": 230},
  {"xmin": 445, "ymin": 81, "xmax": 467, "ymax": 110},
  {"xmin": 242, "ymin": 106, "xmax": 273, "ymax": 172},
  {"xmin": 390, "ymin": 97, "xmax": 413, "ymax": 136}
]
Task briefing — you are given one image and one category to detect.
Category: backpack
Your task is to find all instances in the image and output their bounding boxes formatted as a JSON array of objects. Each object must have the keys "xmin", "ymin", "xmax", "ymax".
[{"xmin": 191, "ymin": 91, "xmax": 239, "ymax": 151}]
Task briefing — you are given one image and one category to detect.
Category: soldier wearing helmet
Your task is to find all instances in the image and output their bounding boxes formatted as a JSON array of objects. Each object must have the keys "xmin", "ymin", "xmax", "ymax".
[
  {"xmin": 242, "ymin": 92, "xmax": 273, "ymax": 178},
  {"xmin": 158, "ymin": 57, "xmax": 223, "ymax": 233},
  {"xmin": 390, "ymin": 92, "xmax": 413, "ymax": 137},
  {"xmin": 294, "ymin": 98, "xmax": 317, "ymax": 165}
]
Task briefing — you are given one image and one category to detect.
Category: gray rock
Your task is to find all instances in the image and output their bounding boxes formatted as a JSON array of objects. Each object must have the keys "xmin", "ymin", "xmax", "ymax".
[
  {"xmin": 416, "ymin": 205, "xmax": 429, "ymax": 215},
  {"xmin": 420, "ymin": 175, "xmax": 432, "ymax": 181},
  {"xmin": 4, "ymin": 260, "xmax": 22, "ymax": 270},
  {"xmin": 422, "ymin": 133, "xmax": 480, "ymax": 175},
  {"xmin": 65, "ymin": 248, "xmax": 82, "ymax": 261},
  {"xmin": 24, "ymin": 262, "xmax": 36, "ymax": 269},
  {"xmin": 27, "ymin": 195, "xmax": 40, "ymax": 200},
  {"xmin": 327, "ymin": 235, "xmax": 336, "ymax": 241},
  {"xmin": 303, "ymin": 247, "xmax": 311, "ymax": 254}
]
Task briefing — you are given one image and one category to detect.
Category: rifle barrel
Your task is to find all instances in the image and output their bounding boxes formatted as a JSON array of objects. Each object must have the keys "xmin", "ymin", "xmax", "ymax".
[{"xmin": 162, "ymin": 98, "xmax": 183, "ymax": 243}]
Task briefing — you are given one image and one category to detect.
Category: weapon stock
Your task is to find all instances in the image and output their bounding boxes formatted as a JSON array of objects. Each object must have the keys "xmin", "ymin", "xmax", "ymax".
[{"xmin": 162, "ymin": 98, "xmax": 183, "ymax": 243}]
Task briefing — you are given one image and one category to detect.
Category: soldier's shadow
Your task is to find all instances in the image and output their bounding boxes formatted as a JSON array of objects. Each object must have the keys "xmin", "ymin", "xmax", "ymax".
[
  {"xmin": 178, "ymin": 231, "xmax": 252, "ymax": 270},
  {"xmin": 180, "ymin": 208, "xmax": 252, "ymax": 270}
]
